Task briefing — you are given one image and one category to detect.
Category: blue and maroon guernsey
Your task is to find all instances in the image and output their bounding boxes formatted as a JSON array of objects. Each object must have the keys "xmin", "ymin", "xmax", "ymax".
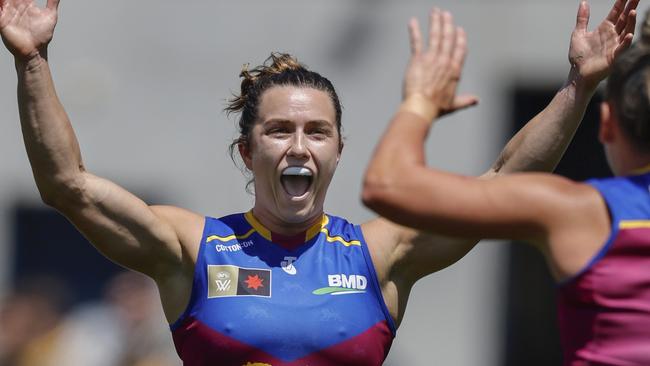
[
  {"xmin": 170, "ymin": 211, "xmax": 395, "ymax": 366},
  {"xmin": 558, "ymin": 171, "xmax": 650, "ymax": 366}
]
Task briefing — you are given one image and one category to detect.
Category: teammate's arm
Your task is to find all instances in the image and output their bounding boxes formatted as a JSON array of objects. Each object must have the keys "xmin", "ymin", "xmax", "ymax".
[
  {"xmin": 484, "ymin": 0, "xmax": 637, "ymax": 177},
  {"xmin": 364, "ymin": 0, "xmax": 636, "ymax": 284},
  {"xmin": 362, "ymin": 8, "xmax": 614, "ymax": 287},
  {"xmin": 0, "ymin": 0, "xmax": 198, "ymax": 278}
]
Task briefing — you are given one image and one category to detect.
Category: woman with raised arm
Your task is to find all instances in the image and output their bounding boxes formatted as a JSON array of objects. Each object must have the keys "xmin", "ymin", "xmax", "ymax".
[
  {"xmin": 0, "ymin": 0, "xmax": 637, "ymax": 364},
  {"xmin": 364, "ymin": 3, "xmax": 650, "ymax": 366}
]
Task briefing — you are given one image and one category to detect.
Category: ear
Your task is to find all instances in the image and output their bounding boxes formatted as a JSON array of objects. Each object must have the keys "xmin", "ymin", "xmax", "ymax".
[
  {"xmin": 337, "ymin": 141, "xmax": 344, "ymax": 164},
  {"xmin": 599, "ymin": 101, "xmax": 617, "ymax": 144},
  {"xmin": 238, "ymin": 143, "xmax": 253, "ymax": 170}
]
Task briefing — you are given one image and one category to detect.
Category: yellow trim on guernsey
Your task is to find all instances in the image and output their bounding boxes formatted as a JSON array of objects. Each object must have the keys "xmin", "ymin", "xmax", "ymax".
[
  {"xmin": 244, "ymin": 211, "xmax": 273, "ymax": 241},
  {"xmin": 206, "ymin": 228, "xmax": 256, "ymax": 243},
  {"xmin": 243, "ymin": 211, "xmax": 361, "ymax": 247},
  {"xmin": 630, "ymin": 163, "xmax": 650, "ymax": 175},
  {"xmin": 619, "ymin": 220, "xmax": 650, "ymax": 229}
]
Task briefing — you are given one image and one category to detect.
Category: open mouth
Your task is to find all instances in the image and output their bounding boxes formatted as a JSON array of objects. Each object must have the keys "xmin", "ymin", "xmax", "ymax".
[{"xmin": 281, "ymin": 167, "xmax": 313, "ymax": 198}]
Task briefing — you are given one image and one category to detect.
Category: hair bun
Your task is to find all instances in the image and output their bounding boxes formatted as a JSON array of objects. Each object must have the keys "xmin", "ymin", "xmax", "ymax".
[{"xmin": 226, "ymin": 53, "xmax": 305, "ymax": 116}]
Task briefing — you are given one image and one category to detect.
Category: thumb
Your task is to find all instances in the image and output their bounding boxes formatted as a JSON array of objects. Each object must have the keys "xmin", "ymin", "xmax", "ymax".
[
  {"xmin": 451, "ymin": 94, "xmax": 479, "ymax": 111},
  {"xmin": 575, "ymin": 0, "xmax": 590, "ymax": 32},
  {"xmin": 439, "ymin": 94, "xmax": 479, "ymax": 117},
  {"xmin": 47, "ymin": 0, "xmax": 60, "ymax": 11}
]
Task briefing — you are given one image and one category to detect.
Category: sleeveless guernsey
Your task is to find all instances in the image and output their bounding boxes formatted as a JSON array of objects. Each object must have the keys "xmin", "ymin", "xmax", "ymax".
[
  {"xmin": 170, "ymin": 211, "xmax": 395, "ymax": 366},
  {"xmin": 558, "ymin": 172, "xmax": 650, "ymax": 366}
]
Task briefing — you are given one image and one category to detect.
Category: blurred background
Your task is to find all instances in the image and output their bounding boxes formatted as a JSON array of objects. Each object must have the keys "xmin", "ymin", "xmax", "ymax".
[{"xmin": 0, "ymin": 1, "xmax": 637, "ymax": 365}]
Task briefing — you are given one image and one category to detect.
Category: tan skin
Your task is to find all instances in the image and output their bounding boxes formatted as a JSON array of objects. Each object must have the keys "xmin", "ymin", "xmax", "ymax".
[
  {"xmin": 0, "ymin": 0, "xmax": 637, "ymax": 328},
  {"xmin": 363, "ymin": 3, "xmax": 642, "ymax": 282}
]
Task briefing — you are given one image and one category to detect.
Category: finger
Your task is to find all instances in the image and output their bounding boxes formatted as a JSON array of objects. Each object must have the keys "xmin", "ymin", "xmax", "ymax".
[
  {"xmin": 46, "ymin": 0, "xmax": 60, "ymax": 10},
  {"xmin": 606, "ymin": 0, "xmax": 626, "ymax": 23},
  {"xmin": 575, "ymin": 0, "xmax": 590, "ymax": 32},
  {"xmin": 452, "ymin": 95, "xmax": 479, "ymax": 110},
  {"xmin": 621, "ymin": 9, "xmax": 637, "ymax": 40},
  {"xmin": 408, "ymin": 18, "xmax": 422, "ymax": 55},
  {"xmin": 613, "ymin": 33, "xmax": 633, "ymax": 58},
  {"xmin": 439, "ymin": 94, "xmax": 479, "ymax": 117},
  {"xmin": 615, "ymin": 0, "xmax": 638, "ymax": 33},
  {"xmin": 451, "ymin": 27, "xmax": 468, "ymax": 74},
  {"xmin": 439, "ymin": 11, "xmax": 455, "ymax": 58},
  {"xmin": 428, "ymin": 8, "xmax": 441, "ymax": 52}
]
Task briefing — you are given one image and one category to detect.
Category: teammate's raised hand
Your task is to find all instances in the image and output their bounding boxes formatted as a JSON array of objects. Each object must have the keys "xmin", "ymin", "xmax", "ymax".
[
  {"xmin": 402, "ymin": 8, "xmax": 477, "ymax": 120},
  {"xmin": 569, "ymin": 0, "xmax": 638, "ymax": 88},
  {"xmin": 0, "ymin": 0, "xmax": 60, "ymax": 60}
]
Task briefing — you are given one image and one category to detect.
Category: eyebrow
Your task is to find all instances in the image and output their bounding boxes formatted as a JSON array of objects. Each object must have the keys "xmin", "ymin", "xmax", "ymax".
[{"xmin": 262, "ymin": 119, "xmax": 334, "ymax": 126}]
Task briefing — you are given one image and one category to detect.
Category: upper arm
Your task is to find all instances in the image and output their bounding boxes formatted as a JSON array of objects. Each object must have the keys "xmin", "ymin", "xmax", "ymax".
[
  {"xmin": 363, "ymin": 218, "xmax": 478, "ymax": 286},
  {"xmin": 367, "ymin": 165, "xmax": 589, "ymax": 244},
  {"xmin": 362, "ymin": 217, "xmax": 479, "ymax": 326},
  {"xmin": 52, "ymin": 171, "xmax": 203, "ymax": 278}
]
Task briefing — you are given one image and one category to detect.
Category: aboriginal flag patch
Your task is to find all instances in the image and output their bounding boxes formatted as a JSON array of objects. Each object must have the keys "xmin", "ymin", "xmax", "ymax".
[{"xmin": 208, "ymin": 265, "xmax": 271, "ymax": 298}]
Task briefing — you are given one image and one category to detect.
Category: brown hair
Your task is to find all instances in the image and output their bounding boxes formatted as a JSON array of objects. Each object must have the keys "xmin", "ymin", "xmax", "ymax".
[
  {"xmin": 225, "ymin": 53, "xmax": 343, "ymax": 162},
  {"xmin": 605, "ymin": 16, "xmax": 650, "ymax": 153}
]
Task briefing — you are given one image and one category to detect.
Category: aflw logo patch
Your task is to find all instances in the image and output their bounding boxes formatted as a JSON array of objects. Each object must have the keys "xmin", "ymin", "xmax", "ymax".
[{"xmin": 208, "ymin": 265, "xmax": 271, "ymax": 298}]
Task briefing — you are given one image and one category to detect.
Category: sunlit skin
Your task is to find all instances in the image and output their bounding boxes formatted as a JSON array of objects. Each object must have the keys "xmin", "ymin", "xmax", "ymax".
[
  {"xmin": 239, "ymin": 86, "xmax": 342, "ymax": 235},
  {"xmin": 1, "ymin": 0, "xmax": 639, "ymax": 352}
]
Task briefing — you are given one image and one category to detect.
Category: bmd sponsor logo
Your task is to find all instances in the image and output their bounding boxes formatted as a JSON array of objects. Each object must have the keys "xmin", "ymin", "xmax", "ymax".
[{"xmin": 312, "ymin": 274, "xmax": 367, "ymax": 295}]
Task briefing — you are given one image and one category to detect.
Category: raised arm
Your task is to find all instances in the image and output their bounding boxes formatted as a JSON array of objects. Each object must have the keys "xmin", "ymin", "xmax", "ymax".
[
  {"xmin": 0, "ymin": 0, "xmax": 201, "ymax": 282},
  {"xmin": 362, "ymin": 7, "xmax": 612, "ymax": 281},
  {"xmin": 486, "ymin": 0, "xmax": 637, "ymax": 176},
  {"xmin": 364, "ymin": 0, "xmax": 637, "ymax": 229},
  {"xmin": 362, "ymin": 1, "xmax": 636, "ymax": 287}
]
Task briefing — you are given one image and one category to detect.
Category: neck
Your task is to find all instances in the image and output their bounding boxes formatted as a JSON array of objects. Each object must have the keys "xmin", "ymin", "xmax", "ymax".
[
  {"xmin": 614, "ymin": 145, "xmax": 650, "ymax": 176},
  {"xmin": 251, "ymin": 206, "xmax": 323, "ymax": 236}
]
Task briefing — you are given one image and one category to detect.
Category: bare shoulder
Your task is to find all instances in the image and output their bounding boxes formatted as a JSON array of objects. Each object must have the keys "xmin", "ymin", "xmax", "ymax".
[{"xmin": 150, "ymin": 205, "xmax": 205, "ymax": 262}]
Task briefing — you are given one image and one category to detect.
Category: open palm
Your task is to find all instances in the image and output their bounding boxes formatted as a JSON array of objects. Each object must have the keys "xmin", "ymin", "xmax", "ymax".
[
  {"xmin": 0, "ymin": 0, "xmax": 59, "ymax": 59},
  {"xmin": 569, "ymin": 0, "xmax": 638, "ymax": 87}
]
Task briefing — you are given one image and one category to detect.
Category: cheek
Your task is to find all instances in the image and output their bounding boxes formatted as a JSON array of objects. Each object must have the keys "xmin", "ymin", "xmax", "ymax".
[
  {"xmin": 315, "ymin": 144, "xmax": 341, "ymax": 173},
  {"xmin": 251, "ymin": 139, "xmax": 286, "ymax": 168}
]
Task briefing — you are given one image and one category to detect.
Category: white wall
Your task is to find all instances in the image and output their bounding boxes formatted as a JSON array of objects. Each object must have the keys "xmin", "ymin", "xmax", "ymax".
[{"xmin": 0, "ymin": 1, "xmax": 624, "ymax": 365}]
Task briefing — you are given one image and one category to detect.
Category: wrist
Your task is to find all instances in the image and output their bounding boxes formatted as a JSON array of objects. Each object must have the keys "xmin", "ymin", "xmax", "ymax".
[
  {"xmin": 565, "ymin": 66, "xmax": 599, "ymax": 101},
  {"xmin": 14, "ymin": 50, "xmax": 48, "ymax": 72},
  {"xmin": 400, "ymin": 94, "xmax": 440, "ymax": 122}
]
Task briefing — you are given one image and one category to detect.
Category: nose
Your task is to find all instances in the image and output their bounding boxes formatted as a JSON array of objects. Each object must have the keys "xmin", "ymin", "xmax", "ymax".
[{"xmin": 287, "ymin": 132, "xmax": 309, "ymax": 159}]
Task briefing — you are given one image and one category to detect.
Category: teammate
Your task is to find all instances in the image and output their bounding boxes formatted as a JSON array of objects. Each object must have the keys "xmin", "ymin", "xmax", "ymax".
[
  {"xmin": 363, "ymin": 4, "xmax": 649, "ymax": 366},
  {"xmin": 0, "ymin": 0, "xmax": 637, "ymax": 364}
]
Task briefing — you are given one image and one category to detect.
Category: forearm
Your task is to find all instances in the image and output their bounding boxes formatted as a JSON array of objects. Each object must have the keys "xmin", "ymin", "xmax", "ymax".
[
  {"xmin": 363, "ymin": 105, "xmax": 434, "ymax": 211},
  {"xmin": 16, "ymin": 52, "xmax": 85, "ymax": 202},
  {"xmin": 489, "ymin": 68, "xmax": 596, "ymax": 176}
]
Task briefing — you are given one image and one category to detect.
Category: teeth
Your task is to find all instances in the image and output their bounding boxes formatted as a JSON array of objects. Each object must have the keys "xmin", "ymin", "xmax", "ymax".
[{"xmin": 282, "ymin": 167, "xmax": 312, "ymax": 176}]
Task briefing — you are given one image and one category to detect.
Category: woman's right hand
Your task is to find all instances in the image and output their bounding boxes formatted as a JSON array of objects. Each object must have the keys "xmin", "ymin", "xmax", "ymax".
[
  {"xmin": 402, "ymin": 8, "xmax": 477, "ymax": 120},
  {"xmin": 0, "ymin": 0, "xmax": 60, "ymax": 60}
]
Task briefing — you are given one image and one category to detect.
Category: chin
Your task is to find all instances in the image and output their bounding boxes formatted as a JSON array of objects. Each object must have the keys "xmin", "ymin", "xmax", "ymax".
[{"xmin": 278, "ymin": 200, "xmax": 322, "ymax": 224}]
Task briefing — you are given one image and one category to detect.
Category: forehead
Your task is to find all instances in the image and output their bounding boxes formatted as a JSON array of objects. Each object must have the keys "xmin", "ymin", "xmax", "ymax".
[{"xmin": 257, "ymin": 86, "xmax": 336, "ymax": 124}]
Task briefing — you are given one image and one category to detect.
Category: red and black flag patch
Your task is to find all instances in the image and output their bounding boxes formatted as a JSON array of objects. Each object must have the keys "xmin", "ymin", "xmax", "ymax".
[{"xmin": 208, "ymin": 265, "xmax": 271, "ymax": 298}]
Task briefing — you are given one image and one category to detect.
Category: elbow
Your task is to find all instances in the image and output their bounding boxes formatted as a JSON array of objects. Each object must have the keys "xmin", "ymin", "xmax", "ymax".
[
  {"xmin": 36, "ymin": 174, "xmax": 86, "ymax": 210},
  {"xmin": 361, "ymin": 172, "xmax": 392, "ymax": 212}
]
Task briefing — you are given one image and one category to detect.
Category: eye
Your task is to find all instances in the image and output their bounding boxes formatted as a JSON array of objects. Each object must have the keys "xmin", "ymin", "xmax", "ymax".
[
  {"xmin": 266, "ymin": 126, "xmax": 291, "ymax": 137},
  {"xmin": 307, "ymin": 126, "xmax": 333, "ymax": 139}
]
